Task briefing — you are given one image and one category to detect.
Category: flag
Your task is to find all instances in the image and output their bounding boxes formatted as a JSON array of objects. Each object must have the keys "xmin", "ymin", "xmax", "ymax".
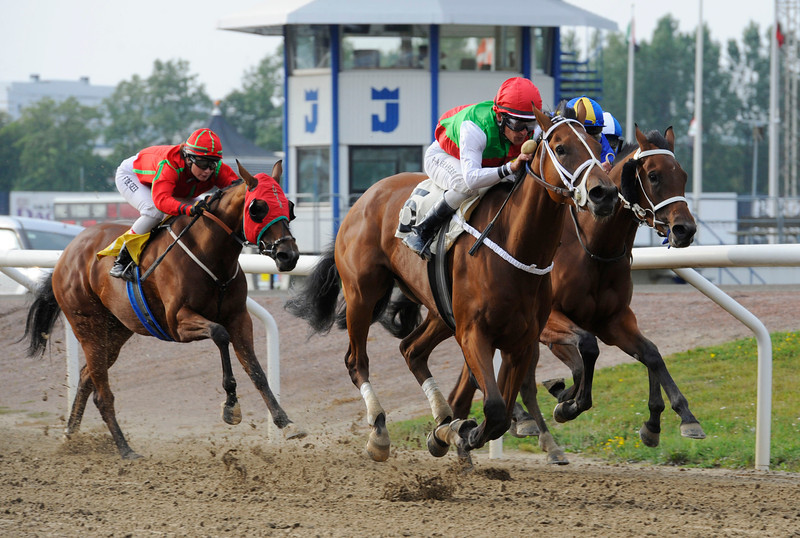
[
  {"xmin": 626, "ymin": 20, "xmax": 640, "ymax": 52},
  {"xmin": 776, "ymin": 23, "xmax": 785, "ymax": 48}
]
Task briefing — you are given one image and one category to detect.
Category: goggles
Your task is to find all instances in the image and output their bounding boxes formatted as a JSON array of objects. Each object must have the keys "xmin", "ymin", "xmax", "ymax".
[
  {"xmin": 188, "ymin": 155, "xmax": 219, "ymax": 170},
  {"xmin": 585, "ymin": 125, "xmax": 603, "ymax": 137},
  {"xmin": 503, "ymin": 115, "xmax": 537, "ymax": 133}
]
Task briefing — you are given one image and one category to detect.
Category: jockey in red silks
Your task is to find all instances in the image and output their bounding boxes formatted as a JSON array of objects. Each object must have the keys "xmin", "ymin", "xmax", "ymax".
[
  {"xmin": 403, "ymin": 77, "xmax": 542, "ymax": 260},
  {"xmin": 100, "ymin": 128, "xmax": 239, "ymax": 280}
]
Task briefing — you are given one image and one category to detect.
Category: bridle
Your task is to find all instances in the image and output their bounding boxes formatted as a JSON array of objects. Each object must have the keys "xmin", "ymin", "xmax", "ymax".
[
  {"xmin": 619, "ymin": 147, "xmax": 687, "ymax": 237},
  {"xmin": 525, "ymin": 117, "xmax": 605, "ymax": 208}
]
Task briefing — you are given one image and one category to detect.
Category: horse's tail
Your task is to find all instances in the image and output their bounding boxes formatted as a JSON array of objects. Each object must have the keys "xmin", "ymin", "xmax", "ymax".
[
  {"xmin": 378, "ymin": 291, "xmax": 423, "ymax": 339},
  {"xmin": 285, "ymin": 243, "xmax": 343, "ymax": 334},
  {"xmin": 23, "ymin": 273, "xmax": 63, "ymax": 358}
]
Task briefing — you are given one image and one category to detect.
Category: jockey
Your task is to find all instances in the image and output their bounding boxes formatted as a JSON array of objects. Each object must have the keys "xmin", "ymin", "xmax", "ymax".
[
  {"xmin": 602, "ymin": 111, "xmax": 624, "ymax": 155},
  {"xmin": 103, "ymin": 128, "xmax": 239, "ymax": 280},
  {"xmin": 565, "ymin": 96, "xmax": 615, "ymax": 172},
  {"xmin": 403, "ymin": 77, "xmax": 541, "ymax": 260}
]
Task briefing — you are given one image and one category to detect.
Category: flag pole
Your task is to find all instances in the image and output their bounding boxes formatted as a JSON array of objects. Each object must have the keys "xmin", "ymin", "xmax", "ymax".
[
  {"xmin": 768, "ymin": 0, "xmax": 779, "ymax": 204},
  {"xmin": 625, "ymin": 2, "xmax": 635, "ymax": 141},
  {"xmin": 692, "ymin": 0, "xmax": 704, "ymax": 217}
]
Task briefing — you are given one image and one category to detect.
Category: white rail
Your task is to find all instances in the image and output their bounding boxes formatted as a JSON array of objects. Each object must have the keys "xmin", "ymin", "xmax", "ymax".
[{"xmin": 3, "ymin": 244, "xmax": 800, "ymax": 470}]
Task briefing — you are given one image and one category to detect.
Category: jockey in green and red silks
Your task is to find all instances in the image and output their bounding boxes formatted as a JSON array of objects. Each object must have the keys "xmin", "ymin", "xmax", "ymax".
[{"xmin": 403, "ymin": 77, "xmax": 542, "ymax": 260}]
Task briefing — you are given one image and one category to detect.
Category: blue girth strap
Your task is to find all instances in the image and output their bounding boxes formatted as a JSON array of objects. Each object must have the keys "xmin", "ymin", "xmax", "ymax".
[{"xmin": 126, "ymin": 266, "xmax": 175, "ymax": 341}]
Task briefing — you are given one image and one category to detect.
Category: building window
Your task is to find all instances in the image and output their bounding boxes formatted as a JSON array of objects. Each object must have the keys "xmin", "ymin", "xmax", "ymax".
[
  {"xmin": 349, "ymin": 146, "xmax": 423, "ymax": 195},
  {"xmin": 532, "ymin": 27, "xmax": 553, "ymax": 75},
  {"xmin": 296, "ymin": 147, "xmax": 330, "ymax": 204},
  {"xmin": 439, "ymin": 25, "xmax": 520, "ymax": 71},
  {"xmin": 341, "ymin": 25, "xmax": 429, "ymax": 70},
  {"xmin": 288, "ymin": 25, "xmax": 331, "ymax": 72}
]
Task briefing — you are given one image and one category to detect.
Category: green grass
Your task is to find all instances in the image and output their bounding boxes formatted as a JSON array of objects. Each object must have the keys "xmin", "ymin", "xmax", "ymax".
[{"xmin": 391, "ymin": 332, "xmax": 800, "ymax": 471}]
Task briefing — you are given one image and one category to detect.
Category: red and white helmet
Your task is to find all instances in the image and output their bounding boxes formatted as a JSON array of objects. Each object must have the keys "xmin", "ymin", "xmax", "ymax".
[
  {"xmin": 492, "ymin": 77, "xmax": 542, "ymax": 119},
  {"xmin": 183, "ymin": 128, "xmax": 223, "ymax": 159}
]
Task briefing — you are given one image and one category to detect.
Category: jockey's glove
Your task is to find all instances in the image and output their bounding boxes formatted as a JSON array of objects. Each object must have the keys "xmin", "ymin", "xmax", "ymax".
[{"xmin": 189, "ymin": 199, "xmax": 210, "ymax": 216}]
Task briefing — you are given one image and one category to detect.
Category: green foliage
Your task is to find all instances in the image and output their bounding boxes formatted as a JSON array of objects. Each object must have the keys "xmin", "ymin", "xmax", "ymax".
[
  {"xmin": 104, "ymin": 59, "xmax": 212, "ymax": 164},
  {"xmin": 9, "ymin": 98, "xmax": 111, "ymax": 191},
  {"xmin": 391, "ymin": 332, "xmax": 800, "ymax": 471},
  {"xmin": 221, "ymin": 53, "xmax": 284, "ymax": 151}
]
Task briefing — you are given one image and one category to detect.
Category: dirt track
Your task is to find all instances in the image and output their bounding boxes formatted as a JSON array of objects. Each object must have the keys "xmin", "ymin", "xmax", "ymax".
[{"xmin": 1, "ymin": 285, "xmax": 799, "ymax": 537}]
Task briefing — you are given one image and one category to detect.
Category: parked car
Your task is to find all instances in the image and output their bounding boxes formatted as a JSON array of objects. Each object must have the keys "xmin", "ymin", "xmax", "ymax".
[{"xmin": 0, "ymin": 216, "xmax": 85, "ymax": 294}]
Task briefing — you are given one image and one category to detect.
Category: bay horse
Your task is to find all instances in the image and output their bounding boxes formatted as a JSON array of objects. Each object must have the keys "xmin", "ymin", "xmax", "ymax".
[
  {"xmin": 446, "ymin": 125, "xmax": 706, "ymax": 459},
  {"xmin": 286, "ymin": 105, "xmax": 619, "ymax": 462},
  {"xmin": 24, "ymin": 161, "xmax": 305, "ymax": 459}
]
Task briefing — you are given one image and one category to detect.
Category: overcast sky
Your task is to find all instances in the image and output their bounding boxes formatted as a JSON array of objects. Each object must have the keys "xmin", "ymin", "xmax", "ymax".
[{"xmin": 0, "ymin": 1, "xmax": 778, "ymax": 102}]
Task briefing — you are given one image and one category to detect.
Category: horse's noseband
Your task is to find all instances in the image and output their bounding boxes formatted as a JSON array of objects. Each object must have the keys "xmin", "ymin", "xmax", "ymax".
[{"xmin": 259, "ymin": 235, "xmax": 293, "ymax": 258}]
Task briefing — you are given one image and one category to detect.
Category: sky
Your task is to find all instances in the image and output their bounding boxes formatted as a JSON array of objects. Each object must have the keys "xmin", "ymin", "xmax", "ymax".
[{"xmin": 0, "ymin": 0, "xmax": 778, "ymax": 102}]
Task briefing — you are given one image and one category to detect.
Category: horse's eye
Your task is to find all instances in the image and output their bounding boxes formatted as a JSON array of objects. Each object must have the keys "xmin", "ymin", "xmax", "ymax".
[
  {"xmin": 648, "ymin": 171, "xmax": 659, "ymax": 183},
  {"xmin": 248, "ymin": 200, "xmax": 269, "ymax": 223},
  {"xmin": 555, "ymin": 145, "xmax": 566, "ymax": 156}
]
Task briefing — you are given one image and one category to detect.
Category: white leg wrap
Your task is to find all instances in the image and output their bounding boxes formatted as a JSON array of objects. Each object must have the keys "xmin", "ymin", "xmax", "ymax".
[
  {"xmin": 360, "ymin": 382, "xmax": 384, "ymax": 426},
  {"xmin": 422, "ymin": 377, "xmax": 453, "ymax": 425}
]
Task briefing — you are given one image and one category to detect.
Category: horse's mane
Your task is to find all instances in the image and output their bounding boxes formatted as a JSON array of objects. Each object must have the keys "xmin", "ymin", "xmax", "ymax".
[{"xmin": 615, "ymin": 129, "xmax": 669, "ymax": 161}]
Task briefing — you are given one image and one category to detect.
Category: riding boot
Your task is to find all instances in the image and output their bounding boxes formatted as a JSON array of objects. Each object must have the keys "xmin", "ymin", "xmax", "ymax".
[
  {"xmin": 109, "ymin": 245, "xmax": 135, "ymax": 281},
  {"xmin": 403, "ymin": 197, "xmax": 456, "ymax": 260}
]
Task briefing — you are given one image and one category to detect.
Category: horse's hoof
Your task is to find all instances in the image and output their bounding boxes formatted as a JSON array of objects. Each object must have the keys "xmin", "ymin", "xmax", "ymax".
[
  {"xmin": 639, "ymin": 423, "xmax": 660, "ymax": 447},
  {"xmin": 455, "ymin": 445, "xmax": 474, "ymax": 473},
  {"xmin": 553, "ymin": 402, "xmax": 571, "ymax": 424},
  {"xmin": 426, "ymin": 430, "xmax": 450, "ymax": 457},
  {"xmin": 281, "ymin": 422, "xmax": 307, "ymax": 440},
  {"xmin": 366, "ymin": 429, "xmax": 391, "ymax": 462},
  {"xmin": 221, "ymin": 401, "xmax": 242, "ymax": 425},
  {"xmin": 546, "ymin": 450, "xmax": 569, "ymax": 465},
  {"xmin": 680, "ymin": 422, "xmax": 706, "ymax": 440},
  {"xmin": 509, "ymin": 418, "xmax": 540, "ymax": 438},
  {"xmin": 120, "ymin": 449, "xmax": 142, "ymax": 460},
  {"xmin": 542, "ymin": 378, "xmax": 566, "ymax": 398}
]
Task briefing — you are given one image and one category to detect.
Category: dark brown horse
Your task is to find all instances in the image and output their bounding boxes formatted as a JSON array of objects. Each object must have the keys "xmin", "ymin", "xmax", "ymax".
[
  {"xmin": 24, "ymin": 162, "xmax": 304, "ymax": 459},
  {"xmin": 447, "ymin": 126, "xmax": 705, "ymax": 459},
  {"xmin": 286, "ymin": 105, "xmax": 619, "ymax": 463}
]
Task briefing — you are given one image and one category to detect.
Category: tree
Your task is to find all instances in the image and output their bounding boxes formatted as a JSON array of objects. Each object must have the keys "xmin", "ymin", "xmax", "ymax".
[
  {"xmin": 104, "ymin": 59, "xmax": 212, "ymax": 164},
  {"xmin": 12, "ymin": 98, "xmax": 111, "ymax": 191},
  {"xmin": 220, "ymin": 52, "xmax": 284, "ymax": 151},
  {"xmin": 0, "ymin": 111, "xmax": 21, "ymax": 192}
]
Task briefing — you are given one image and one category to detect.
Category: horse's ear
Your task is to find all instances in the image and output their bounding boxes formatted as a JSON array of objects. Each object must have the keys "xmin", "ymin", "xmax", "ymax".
[
  {"xmin": 664, "ymin": 126, "xmax": 675, "ymax": 151},
  {"xmin": 533, "ymin": 107, "xmax": 551, "ymax": 134},
  {"xmin": 635, "ymin": 125, "xmax": 647, "ymax": 148},
  {"xmin": 237, "ymin": 159, "xmax": 259, "ymax": 191},
  {"xmin": 271, "ymin": 160, "xmax": 283, "ymax": 182},
  {"xmin": 575, "ymin": 100, "xmax": 587, "ymax": 125},
  {"xmin": 289, "ymin": 200, "xmax": 296, "ymax": 221}
]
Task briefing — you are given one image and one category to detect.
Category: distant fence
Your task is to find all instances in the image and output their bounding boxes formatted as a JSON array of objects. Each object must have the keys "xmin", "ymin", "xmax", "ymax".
[{"xmin": 2, "ymin": 244, "xmax": 800, "ymax": 470}]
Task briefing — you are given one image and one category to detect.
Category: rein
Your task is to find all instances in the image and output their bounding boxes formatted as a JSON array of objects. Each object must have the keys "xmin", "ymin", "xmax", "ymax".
[{"xmin": 568, "ymin": 205, "xmax": 628, "ymax": 263}]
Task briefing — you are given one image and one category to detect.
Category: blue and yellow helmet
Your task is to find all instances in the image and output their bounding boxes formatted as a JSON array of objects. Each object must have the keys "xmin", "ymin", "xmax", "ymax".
[{"xmin": 566, "ymin": 96, "xmax": 604, "ymax": 132}]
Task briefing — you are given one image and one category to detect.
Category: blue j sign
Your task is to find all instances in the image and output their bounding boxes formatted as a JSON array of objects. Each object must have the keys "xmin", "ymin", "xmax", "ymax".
[
  {"xmin": 304, "ymin": 89, "xmax": 318, "ymax": 133},
  {"xmin": 371, "ymin": 87, "xmax": 399, "ymax": 133}
]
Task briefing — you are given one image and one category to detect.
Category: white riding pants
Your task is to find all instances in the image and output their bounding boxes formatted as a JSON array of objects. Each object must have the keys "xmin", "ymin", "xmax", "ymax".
[{"xmin": 115, "ymin": 154, "xmax": 165, "ymax": 234}]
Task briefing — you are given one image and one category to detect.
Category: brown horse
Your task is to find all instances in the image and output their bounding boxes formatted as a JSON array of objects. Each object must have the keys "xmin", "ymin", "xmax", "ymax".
[
  {"xmin": 447, "ymin": 126, "xmax": 705, "ymax": 459},
  {"xmin": 24, "ymin": 162, "xmax": 304, "ymax": 459},
  {"xmin": 286, "ymin": 105, "xmax": 619, "ymax": 463}
]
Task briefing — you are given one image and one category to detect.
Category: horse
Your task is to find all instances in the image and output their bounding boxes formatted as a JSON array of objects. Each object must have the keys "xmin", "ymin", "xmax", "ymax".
[
  {"xmin": 23, "ymin": 161, "xmax": 305, "ymax": 459},
  {"xmin": 446, "ymin": 125, "xmax": 705, "ymax": 459},
  {"xmin": 285, "ymin": 104, "xmax": 619, "ymax": 463}
]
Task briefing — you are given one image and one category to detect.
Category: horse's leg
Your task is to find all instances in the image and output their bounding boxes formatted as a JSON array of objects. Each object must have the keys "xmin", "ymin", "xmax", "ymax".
[
  {"xmin": 447, "ymin": 363, "xmax": 478, "ymax": 420},
  {"xmin": 399, "ymin": 314, "xmax": 454, "ymax": 425},
  {"xmin": 341, "ymin": 273, "xmax": 395, "ymax": 462},
  {"xmin": 225, "ymin": 312, "xmax": 306, "ymax": 439},
  {"xmin": 600, "ymin": 308, "xmax": 705, "ymax": 447},
  {"xmin": 517, "ymin": 345, "xmax": 568, "ymax": 464},
  {"xmin": 65, "ymin": 364, "xmax": 95, "ymax": 436}
]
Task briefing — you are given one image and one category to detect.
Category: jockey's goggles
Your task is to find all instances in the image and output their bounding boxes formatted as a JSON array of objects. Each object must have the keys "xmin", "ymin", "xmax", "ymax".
[
  {"xmin": 503, "ymin": 115, "xmax": 537, "ymax": 133},
  {"xmin": 188, "ymin": 155, "xmax": 220, "ymax": 170},
  {"xmin": 585, "ymin": 125, "xmax": 603, "ymax": 137}
]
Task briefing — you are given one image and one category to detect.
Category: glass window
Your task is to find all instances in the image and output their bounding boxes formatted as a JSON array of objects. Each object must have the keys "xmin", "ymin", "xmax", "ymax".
[
  {"xmin": 23, "ymin": 230, "xmax": 79, "ymax": 250},
  {"xmin": 288, "ymin": 25, "xmax": 331, "ymax": 72},
  {"xmin": 341, "ymin": 25, "xmax": 429, "ymax": 70},
  {"xmin": 439, "ymin": 25, "xmax": 520, "ymax": 72},
  {"xmin": 349, "ymin": 146, "xmax": 423, "ymax": 194},
  {"xmin": 297, "ymin": 147, "xmax": 330, "ymax": 204},
  {"xmin": 532, "ymin": 27, "xmax": 553, "ymax": 75}
]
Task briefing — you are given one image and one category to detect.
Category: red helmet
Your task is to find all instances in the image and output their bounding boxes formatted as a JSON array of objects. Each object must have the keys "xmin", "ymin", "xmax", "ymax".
[
  {"xmin": 184, "ymin": 128, "xmax": 223, "ymax": 159},
  {"xmin": 492, "ymin": 77, "xmax": 542, "ymax": 119}
]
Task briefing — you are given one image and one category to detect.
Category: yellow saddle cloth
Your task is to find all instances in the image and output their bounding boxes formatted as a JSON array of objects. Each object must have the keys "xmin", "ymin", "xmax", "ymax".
[{"xmin": 96, "ymin": 231, "xmax": 151, "ymax": 265}]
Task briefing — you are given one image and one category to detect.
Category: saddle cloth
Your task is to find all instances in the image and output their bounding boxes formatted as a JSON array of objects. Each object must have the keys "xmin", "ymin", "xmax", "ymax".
[{"xmin": 394, "ymin": 178, "xmax": 484, "ymax": 253}]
